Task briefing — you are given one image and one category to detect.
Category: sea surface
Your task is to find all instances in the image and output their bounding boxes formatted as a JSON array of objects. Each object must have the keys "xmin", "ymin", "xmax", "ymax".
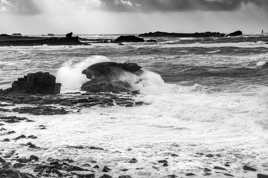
[{"xmin": 0, "ymin": 35, "xmax": 268, "ymax": 177}]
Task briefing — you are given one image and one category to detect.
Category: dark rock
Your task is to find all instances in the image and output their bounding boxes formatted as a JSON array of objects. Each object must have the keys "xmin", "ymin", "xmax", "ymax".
[
  {"xmin": 2, "ymin": 138, "xmax": 10, "ymax": 142},
  {"xmin": 1, "ymin": 72, "xmax": 61, "ymax": 95},
  {"xmin": 129, "ymin": 158, "xmax": 138, "ymax": 163},
  {"xmin": 24, "ymin": 142, "xmax": 40, "ymax": 149},
  {"xmin": 214, "ymin": 166, "xmax": 227, "ymax": 171},
  {"xmin": 28, "ymin": 135, "xmax": 38, "ymax": 139},
  {"xmin": 17, "ymin": 157, "xmax": 29, "ymax": 163},
  {"xmin": 0, "ymin": 169, "xmax": 35, "ymax": 178},
  {"xmin": 89, "ymin": 146, "xmax": 104, "ymax": 150},
  {"xmin": 0, "ymin": 34, "xmax": 86, "ymax": 46},
  {"xmin": 120, "ymin": 169, "xmax": 128, "ymax": 172},
  {"xmin": 258, "ymin": 174, "xmax": 268, "ymax": 178},
  {"xmin": 0, "ymin": 157, "xmax": 6, "ymax": 164},
  {"xmin": 158, "ymin": 160, "xmax": 168, "ymax": 164},
  {"xmin": 114, "ymin": 35, "xmax": 144, "ymax": 43},
  {"xmin": 204, "ymin": 168, "xmax": 211, "ymax": 172},
  {"xmin": 206, "ymin": 154, "xmax": 214, "ymax": 158},
  {"xmin": 93, "ymin": 165, "xmax": 99, "ymax": 169},
  {"xmin": 227, "ymin": 30, "xmax": 243, "ymax": 37},
  {"xmin": 82, "ymin": 62, "xmax": 142, "ymax": 80},
  {"xmin": 29, "ymin": 155, "xmax": 39, "ymax": 162},
  {"xmin": 66, "ymin": 32, "xmax": 73, "ymax": 39},
  {"xmin": 72, "ymin": 171, "xmax": 95, "ymax": 178},
  {"xmin": 119, "ymin": 176, "xmax": 132, "ymax": 178},
  {"xmin": 14, "ymin": 135, "xmax": 27, "ymax": 140},
  {"xmin": 102, "ymin": 166, "xmax": 111, "ymax": 172},
  {"xmin": 81, "ymin": 81, "xmax": 132, "ymax": 93},
  {"xmin": 185, "ymin": 173, "xmax": 195, "ymax": 176},
  {"xmin": 0, "ymin": 116, "xmax": 32, "ymax": 124},
  {"xmin": 13, "ymin": 106, "xmax": 68, "ymax": 115},
  {"xmin": 13, "ymin": 163, "xmax": 25, "ymax": 168},
  {"xmin": 81, "ymin": 62, "xmax": 143, "ymax": 93},
  {"xmin": 224, "ymin": 162, "xmax": 231, "ymax": 167},
  {"xmin": 146, "ymin": 39, "xmax": 157, "ymax": 43},
  {"xmin": 243, "ymin": 165, "xmax": 257, "ymax": 171},
  {"xmin": 224, "ymin": 173, "xmax": 234, "ymax": 177},
  {"xmin": 167, "ymin": 175, "xmax": 177, "ymax": 178},
  {"xmin": 7, "ymin": 131, "xmax": 16, "ymax": 135},
  {"xmin": 100, "ymin": 174, "xmax": 112, "ymax": 178},
  {"xmin": 38, "ymin": 125, "xmax": 46, "ymax": 129}
]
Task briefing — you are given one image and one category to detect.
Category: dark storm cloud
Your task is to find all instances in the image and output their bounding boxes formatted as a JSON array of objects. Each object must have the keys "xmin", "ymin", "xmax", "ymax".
[
  {"xmin": 99, "ymin": 0, "xmax": 268, "ymax": 12},
  {"xmin": 0, "ymin": 0, "xmax": 41, "ymax": 15}
]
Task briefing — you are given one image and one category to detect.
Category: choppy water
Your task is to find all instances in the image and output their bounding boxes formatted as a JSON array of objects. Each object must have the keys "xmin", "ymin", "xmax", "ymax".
[{"xmin": 1, "ymin": 35, "xmax": 268, "ymax": 177}]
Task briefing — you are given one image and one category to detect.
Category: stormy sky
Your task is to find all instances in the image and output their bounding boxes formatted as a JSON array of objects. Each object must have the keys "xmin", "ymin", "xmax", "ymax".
[{"xmin": 0, "ymin": 0, "xmax": 267, "ymax": 34}]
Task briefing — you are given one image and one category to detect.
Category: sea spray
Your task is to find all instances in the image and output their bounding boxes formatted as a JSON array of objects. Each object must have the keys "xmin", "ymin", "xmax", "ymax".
[
  {"xmin": 56, "ymin": 55, "xmax": 173, "ymax": 94},
  {"xmin": 56, "ymin": 55, "xmax": 110, "ymax": 92}
]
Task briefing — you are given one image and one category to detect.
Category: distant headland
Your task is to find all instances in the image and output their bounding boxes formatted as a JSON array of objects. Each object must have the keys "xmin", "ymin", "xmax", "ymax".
[
  {"xmin": 0, "ymin": 32, "xmax": 87, "ymax": 46},
  {"xmin": 0, "ymin": 30, "xmax": 244, "ymax": 46},
  {"xmin": 139, "ymin": 30, "xmax": 243, "ymax": 38}
]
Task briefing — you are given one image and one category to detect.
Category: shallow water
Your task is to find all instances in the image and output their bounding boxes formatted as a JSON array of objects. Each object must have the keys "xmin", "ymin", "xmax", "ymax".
[{"xmin": 0, "ymin": 36, "xmax": 268, "ymax": 177}]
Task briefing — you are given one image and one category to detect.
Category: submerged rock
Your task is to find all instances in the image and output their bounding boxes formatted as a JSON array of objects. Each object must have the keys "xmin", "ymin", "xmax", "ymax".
[
  {"xmin": 1, "ymin": 72, "xmax": 61, "ymax": 95},
  {"xmin": 81, "ymin": 81, "xmax": 132, "ymax": 93},
  {"xmin": 0, "ymin": 116, "xmax": 33, "ymax": 123},
  {"xmin": 114, "ymin": 35, "xmax": 144, "ymax": 43},
  {"xmin": 243, "ymin": 165, "xmax": 257, "ymax": 172},
  {"xmin": 13, "ymin": 106, "xmax": 68, "ymax": 115},
  {"xmin": 258, "ymin": 174, "xmax": 268, "ymax": 178},
  {"xmin": 0, "ymin": 169, "xmax": 35, "ymax": 178}
]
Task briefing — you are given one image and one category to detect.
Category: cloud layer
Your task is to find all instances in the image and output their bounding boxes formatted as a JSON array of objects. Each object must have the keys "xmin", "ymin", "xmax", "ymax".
[
  {"xmin": 100, "ymin": 0, "xmax": 268, "ymax": 12},
  {"xmin": 0, "ymin": 0, "xmax": 41, "ymax": 15},
  {"xmin": 1, "ymin": 0, "xmax": 268, "ymax": 15}
]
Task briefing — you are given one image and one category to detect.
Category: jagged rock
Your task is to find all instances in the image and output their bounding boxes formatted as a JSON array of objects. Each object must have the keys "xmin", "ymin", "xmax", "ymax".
[
  {"xmin": 102, "ymin": 166, "xmax": 111, "ymax": 172},
  {"xmin": 227, "ymin": 30, "xmax": 243, "ymax": 37},
  {"xmin": 1, "ymin": 72, "xmax": 61, "ymax": 95},
  {"xmin": 66, "ymin": 32, "xmax": 73, "ymax": 38},
  {"xmin": 0, "ymin": 169, "xmax": 35, "ymax": 178},
  {"xmin": 114, "ymin": 35, "xmax": 144, "ymax": 43},
  {"xmin": 81, "ymin": 81, "xmax": 132, "ymax": 93},
  {"xmin": 214, "ymin": 166, "xmax": 227, "ymax": 171},
  {"xmin": 185, "ymin": 173, "xmax": 195, "ymax": 176},
  {"xmin": 129, "ymin": 158, "xmax": 137, "ymax": 163},
  {"xmin": 119, "ymin": 176, "xmax": 132, "ymax": 178},
  {"xmin": 100, "ymin": 174, "xmax": 112, "ymax": 178},
  {"xmin": 0, "ymin": 116, "xmax": 33, "ymax": 123},
  {"xmin": 13, "ymin": 106, "xmax": 68, "ymax": 115},
  {"xmin": 81, "ymin": 62, "xmax": 143, "ymax": 93},
  {"xmin": 82, "ymin": 62, "xmax": 142, "ymax": 80},
  {"xmin": 243, "ymin": 165, "xmax": 257, "ymax": 171}
]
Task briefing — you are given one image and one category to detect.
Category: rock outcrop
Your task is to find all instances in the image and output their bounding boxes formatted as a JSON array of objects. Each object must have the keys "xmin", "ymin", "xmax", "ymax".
[
  {"xmin": 81, "ymin": 62, "xmax": 143, "ymax": 93},
  {"xmin": 1, "ymin": 72, "xmax": 61, "ymax": 95},
  {"xmin": 114, "ymin": 35, "xmax": 145, "ymax": 43},
  {"xmin": 0, "ymin": 169, "xmax": 35, "ymax": 178},
  {"xmin": 226, "ymin": 30, "xmax": 243, "ymax": 37},
  {"xmin": 0, "ymin": 32, "xmax": 86, "ymax": 46}
]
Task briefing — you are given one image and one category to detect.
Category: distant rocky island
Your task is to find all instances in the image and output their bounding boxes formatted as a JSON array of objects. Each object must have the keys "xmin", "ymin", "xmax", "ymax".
[
  {"xmin": 0, "ymin": 30, "xmax": 244, "ymax": 46},
  {"xmin": 139, "ymin": 30, "xmax": 243, "ymax": 38},
  {"xmin": 0, "ymin": 32, "xmax": 87, "ymax": 46}
]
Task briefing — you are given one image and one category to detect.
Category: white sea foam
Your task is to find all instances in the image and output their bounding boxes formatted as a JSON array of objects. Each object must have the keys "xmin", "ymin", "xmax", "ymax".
[{"xmin": 56, "ymin": 55, "xmax": 110, "ymax": 92}]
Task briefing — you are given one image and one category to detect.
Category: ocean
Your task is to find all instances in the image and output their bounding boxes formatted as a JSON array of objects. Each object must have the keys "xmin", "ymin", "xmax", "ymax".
[{"xmin": 0, "ymin": 35, "xmax": 268, "ymax": 177}]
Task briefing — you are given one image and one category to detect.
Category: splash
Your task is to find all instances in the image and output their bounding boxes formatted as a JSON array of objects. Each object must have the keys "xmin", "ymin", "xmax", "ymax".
[
  {"xmin": 56, "ymin": 55, "xmax": 170, "ymax": 94},
  {"xmin": 56, "ymin": 55, "xmax": 110, "ymax": 92}
]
